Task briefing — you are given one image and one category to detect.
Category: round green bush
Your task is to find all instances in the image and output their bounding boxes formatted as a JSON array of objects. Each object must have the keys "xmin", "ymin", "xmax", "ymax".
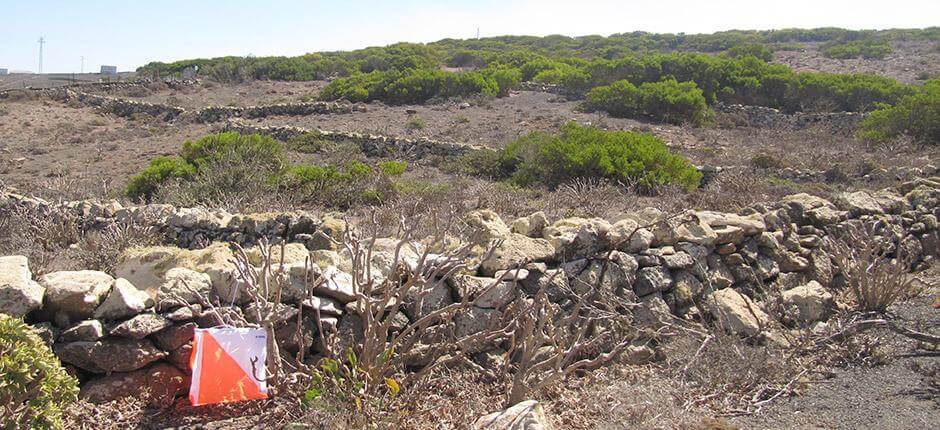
[{"xmin": 0, "ymin": 314, "xmax": 79, "ymax": 430}]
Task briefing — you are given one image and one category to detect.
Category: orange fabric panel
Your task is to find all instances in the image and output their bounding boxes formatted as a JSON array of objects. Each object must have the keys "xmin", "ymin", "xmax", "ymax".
[{"xmin": 189, "ymin": 329, "xmax": 268, "ymax": 406}]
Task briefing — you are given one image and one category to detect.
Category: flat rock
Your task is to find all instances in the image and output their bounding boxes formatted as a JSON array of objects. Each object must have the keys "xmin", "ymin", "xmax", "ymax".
[
  {"xmin": 58, "ymin": 319, "xmax": 106, "ymax": 342},
  {"xmin": 111, "ymin": 313, "xmax": 172, "ymax": 339},
  {"xmin": 473, "ymin": 400, "xmax": 552, "ymax": 430},
  {"xmin": 95, "ymin": 278, "xmax": 153, "ymax": 320},
  {"xmin": 80, "ymin": 363, "xmax": 186, "ymax": 405},
  {"xmin": 55, "ymin": 338, "xmax": 166, "ymax": 373}
]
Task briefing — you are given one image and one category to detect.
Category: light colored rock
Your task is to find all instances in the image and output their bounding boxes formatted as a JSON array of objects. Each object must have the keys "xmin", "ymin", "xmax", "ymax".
[
  {"xmin": 706, "ymin": 288, "xmax": 772, "ymax": 337},
  {"xmin": 0, "ymin": 255, "xmax": 44, "ymax": 317},
  {"xmin": 662, "ymin": 252, "xmax": 694, "ymax": 269},
  {"xmin": 40, "ymin": 270, "xmax": 114, "ymax": 318},
  {"xmin": 542, "ymin": 217, "xmax": 612, "ymax": 259},
  {"xmin": 782, "ymin": 281, "xmax": 835, "ymax": 325},
  {"xmin": 300, "ymin": 296, "xmax": 344, "ymax": 316},
  {"xmin": 480, "ymin": 234, "xmax": 554, "ymax": 277},
  {"xmin": 624, "ymin": 228, "xmax": 654, "ymax": 253},
  {"xmin": 696, "ymin": 211, "xmax": 765, "ymax": 236},
  {"xmin": 116, "ymin": 243, "xmax": 235, "ymax": 299},
  {"xmin": 80, "ymin": 363, "xmax": 186, "ymax": 405},
  {"xmin": 55, "ymin": 338, "xmax": 166, "ymax": 373},
  {"xmin": 706, "ymin": 254, "xmax": 735, "ymax": 288},
  {"xmin": 158, "ymin": 267, "xmax": 213, "ymax": 307},
  {"xmin": 634, "ymin": 294, "xmax": 671, "ymax": 327},
  {"xmin": 651, "ymin": 213, "xmax": 717, "ymax": 247},
  {"xmin": 452, "ymin": 275, "xmax": 515, "ymax": 309},
  {"xmin": 455, "ymin": 306, "xmax": 502, "ymax": 338},
  {"xmin": 95, "ymin": 278, "xmax": 153, "ymax": 320},
  {"xmin": 405, "ymin": 281, "xmax": 454, "ymax": 319},
  {"xmin": 244, "ymin": 242, "xmax": 310, "ymax": 266},
  {"xmin": 467, "ymin": 209, "xmax": 511, "ymax": 242},
  {"xmin": 111, "ymin": 313, "xmax": 172, "ymax": 339},
  {"xmin": 473, "ymin": 400, "xmax": 552, "ymax": 430},
  {"xmin": 313, "ymin": 266, "xmax": 357, "ymax": 303},
  {"xmin": 58, "ymin": 320, "xmax": 105, "ymax": 342},
  {"xmin": 833, "ymin": 191, "xmax": 885, "ymax": 216},
  {"xmin": 511, "ymin": 211, "xmax": 549, "ymax": 238}
]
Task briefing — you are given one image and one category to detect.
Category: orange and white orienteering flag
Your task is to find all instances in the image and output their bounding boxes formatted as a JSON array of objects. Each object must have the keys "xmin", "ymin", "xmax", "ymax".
[{"xmin": 189, "ymin": 327, "xmax": 268, "ymax": 406}]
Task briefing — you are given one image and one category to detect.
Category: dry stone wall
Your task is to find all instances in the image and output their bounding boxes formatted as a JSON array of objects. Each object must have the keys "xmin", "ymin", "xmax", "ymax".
[
  {"xmin": 3, "ymin": 177, "xmax": 939, "ymax": 404},
  {"xmin": 715, "ymin": 103, "xmax": 865, "ymax": 134}
]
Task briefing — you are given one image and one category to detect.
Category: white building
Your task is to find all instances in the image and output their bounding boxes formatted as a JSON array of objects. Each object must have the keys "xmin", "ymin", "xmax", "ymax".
[
  {"xmin": 0, "ymin": 68, "xmax": 8, "ymax": 75},
  {"xmin": 100, "ymin": 65, "xmax": 117, "ymax": 75}
]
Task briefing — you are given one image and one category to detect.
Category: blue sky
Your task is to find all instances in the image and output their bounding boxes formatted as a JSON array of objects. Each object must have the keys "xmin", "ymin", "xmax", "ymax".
[{"xmin": 1, "ymin": 0, "xmax": 937, "ymax": 73}]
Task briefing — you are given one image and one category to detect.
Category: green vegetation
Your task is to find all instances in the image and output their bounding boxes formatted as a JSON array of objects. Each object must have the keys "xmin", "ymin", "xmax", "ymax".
[
  {"xmin": 859, "ymin": 79, "xmax": 940, "ymax": 145},
  {"xmin": 584, "ymin": 78, "xmax": 711, "ymax": 125},
  {"xmin": 822, "ymin": 39, "xmax": 893, "ymax": 59},
  {"xmin": 126, "ymin": 132, "xmax": 409, "ymax": 208},
  {"xmin": 138, "ymin": 28, "xmax": 939, "ymax": 119},
  {"xmin": 484, "ymin": 122, "xmax": 702, "ymax": 190},
  {"xmin": 1, "ymin": 315, "xmax": 79, "ymax": 430}
]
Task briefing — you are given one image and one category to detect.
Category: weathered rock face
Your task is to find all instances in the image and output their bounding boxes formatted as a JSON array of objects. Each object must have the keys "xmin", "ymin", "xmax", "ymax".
[
  {"xmin": 0, "ymin": 255, "xmax": 44, "ymax": 317},
  {"xmin": 511, "ymin": 211, "xmax": 548, "ymax": 238},
  {"xmin": 706, "ymin": 288, "xmax": 772, "ymax": 337},
  {"xmin": 80, "ymin": 363, "xmax": 186, "ymax": 405},
  {"xmin": 95, "ymin": 278, "xmax": 152, "ymax": 320},
  {"xmin": 480, "ymin": 234, "xmax": 555, "ymax": 277},
  {"xmin": 58, "ymin": 319, "xmax": 106, "ymax": 342},
  {"xmin": 473, "ymin": 400, "xmax": 552, "ymax": 430},
  {"xmin": 111, "ymin": 313, "xmax": 172, "ymax": 339},
  {"xmin": 40, "ymin": 270, "xmax": 114, "ymax": 318},
  {"xmin": 781, "ymin": 281, "xmax": 835, "ymax": 325},
  {"xmin": 55, "ymin": 338, "xmax": 166, "ymax": 373}
]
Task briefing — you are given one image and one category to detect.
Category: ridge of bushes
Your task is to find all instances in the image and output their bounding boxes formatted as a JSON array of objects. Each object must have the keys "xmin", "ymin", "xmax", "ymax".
[{"xmin": 859, "ymin": 79, "xmax": 940, "ymax": 145}]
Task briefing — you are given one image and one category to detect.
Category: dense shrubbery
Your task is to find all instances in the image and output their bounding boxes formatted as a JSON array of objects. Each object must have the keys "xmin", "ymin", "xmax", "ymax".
[
  {"xmin": 1, "ymin": 315, "xmax": 79, "ymax": 430},
  {"xmin": 319, "ymin": 68, "xmax": 500, "ymax": 104},
  {"xmin": 127, "ymin": 132, "xmax": 409, "ymax": 208},
  {"xmin": 492, "ymin": 122, "xmax": 701, "ymax": 190},
  {"xmin": 859, "ymin": 79, "xmax": 940, "ymax": 145},
  {"xmin": 584, "ymin": 78, "xmax": 711, "ymax": 125},
  {"xmin": 139, "ymin": 28, "xmax": 933, "ymax": 115},
  {"xmin": 822, "ymin": 39, "xmax": 893, "ymax": 59}
]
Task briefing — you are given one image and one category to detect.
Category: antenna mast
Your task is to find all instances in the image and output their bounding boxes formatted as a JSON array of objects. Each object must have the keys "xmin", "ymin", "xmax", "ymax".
[{"xmin": 38, "ymin": 37, "xmax": 45, "ymax": 74}]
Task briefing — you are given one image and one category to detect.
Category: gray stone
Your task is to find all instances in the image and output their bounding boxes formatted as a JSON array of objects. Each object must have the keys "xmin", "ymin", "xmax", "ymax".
[
  {"xmin": 94, "ymin": 278, "xmax": 153, "ymax": 320},
  {"xmin": 111, "ymin": 313, "xmax": 172, "ymax": 339},
  {"xmin": 55, "ymin": 338, "xmax": 166, "ymax": 373},
  {"xmin": 662, "ymin": 252, "xmax": 694, "ymax": 269},
  {"xmin": 472, "ymin": 400, "xmax": 552, "ymax": 430},
  {"xmin": 634, "ymin": 266, "xmax": 673, "ymax": 297},
  {"xmin": 151, "ymin": 323, "xmax": 195, "ymax": 351},
  {"xmin": 0, "ymin": 256, "xmax": 44, "ymax": 317},
  {"xmin": 58, "ymin": 320, "xmax": 106, "ymax": 342},
  {"xmin": 40, "ymin": 270, "xmax": 114, "ymax": 318},
  {"xmin": 80, "ymin": 363, "xmax": 186, "ymax": 405},
  {"xmin": 782, "ymin": 281, "xmax": 835, "ymax": 325}
]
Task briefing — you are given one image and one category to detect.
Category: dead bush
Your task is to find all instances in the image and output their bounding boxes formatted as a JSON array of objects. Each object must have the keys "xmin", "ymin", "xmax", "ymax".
[
  {"xmin": 74, "ymin": 221, "xmax": 162, "ymax": 272},
  {"xmin": 829, "ymin": 224, "xmax": 918, "ymax": 312}
]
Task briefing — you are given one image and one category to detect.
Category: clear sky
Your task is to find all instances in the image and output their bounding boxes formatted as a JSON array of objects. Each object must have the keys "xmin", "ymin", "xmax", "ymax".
[{"xmin": 1, "ymin": 0, "xmax": 937, "ymax": 73}]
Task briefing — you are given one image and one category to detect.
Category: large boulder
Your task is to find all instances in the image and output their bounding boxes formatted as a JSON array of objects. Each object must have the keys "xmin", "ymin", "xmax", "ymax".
[
  {"xmin": 0, "ymin": 255, "xmax": 44, "ymax": 317},
  {"xmin": 833, "ymin": 191, "xmax": 885, "ymax": 216},
  {"xmin": 542, "ymin": 217, "xmax": 612, "ymax": 259},
  {"xmin": 511, "ymin": 211, "xmax": 548, "ymax": 238},
  {"xmin": 115, "ymin": 243, "xmax": 236, "ymax": 299},
  {"xmin": 781, "ymin": 281, "xmax": 835, "ymax": 325},
  {"xmin": 473, "ymin": 400, "xmax": 552, "ymax": 430},
  {"xmin": 80, "ymin": 363, "xmax": 186, "ymax": 405},
  {"xmin": 94, "ymin": 278, "xmax": 153, "ymax": 320},
  {"xmin": 706, "ymin": 288, "xmax": 772, "ymax": 337},
  {"xmin": 480, "ymin": 234, "xmax": 554, "ymax": 277},
  {"xmin": 40, "ymin": 270, "xmax": 114, "ymax": 318},
  {"xmin": 55, "ymin": 338, "xmax": 166, "ymax": 373},
  {"xmin": 157, "ymin": 267, "xmax": 214, "ymax": 308}
]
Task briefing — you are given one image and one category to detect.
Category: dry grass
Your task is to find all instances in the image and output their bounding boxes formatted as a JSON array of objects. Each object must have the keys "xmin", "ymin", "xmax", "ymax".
[{"xmin": 829, "ymin": 224, "xmax": 919, "ymax": 312}]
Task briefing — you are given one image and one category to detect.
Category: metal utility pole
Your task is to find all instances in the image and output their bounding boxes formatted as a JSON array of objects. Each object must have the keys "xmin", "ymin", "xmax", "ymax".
[
  {"xmin": 476, "ymin": 28, "xmax": 480, "ymax": 39},
  {"xmin": 38, "ymin": 37, "xmax": 45, "ymax": 74},
  {"xmin": 81, "ymin": 56, "xmax": 84, "ymax": 74}
]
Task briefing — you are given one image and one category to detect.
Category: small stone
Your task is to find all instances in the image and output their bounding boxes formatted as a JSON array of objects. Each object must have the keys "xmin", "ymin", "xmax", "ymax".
[{"xmin": 111, "ymin": 313, "xmax": 172, "ymax": 339}]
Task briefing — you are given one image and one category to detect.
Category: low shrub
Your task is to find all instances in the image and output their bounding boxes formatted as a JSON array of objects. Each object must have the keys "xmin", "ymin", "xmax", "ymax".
[
  {"xmin": 858, "ymin": 79, "xmax": 940, "ymax": 145},
  {"xmin": 378, "ymin": 160, "xmax": 408, "ymax": 176},
  {"xmin": 584, "ymin": 79, "xmax": 712, "ymax": 126},
  {"xmin": 287, "ymin": 131, "xmax": 332, "ymax": 153},
  {"xmin": 279, "ymin": 160, "xmax": 399, "ymax": 208},
  {"xmin": 320, "ymin": 68, "xmax": 499, "ymax": 105},
  {"xmin": 792, "ymin": 72, "xmax": 913, "ymax": 112},
  {"xmin": 726, "ymin": 44, "xmax": 774, "ymax": 62},
  {"xmin": 499, "ymin": 122, "xmax": 702, "ymax": 190},
  {"xmin": 0, "ymin": 315, "xmax": 79, "ymax": 430},
  {"xmin": 125, "ymin": 156, "xmax": 196, "ymax": 201},
  {"xmin": 822, "ymin": 39, "xmax": 892, "ymax": 59}
]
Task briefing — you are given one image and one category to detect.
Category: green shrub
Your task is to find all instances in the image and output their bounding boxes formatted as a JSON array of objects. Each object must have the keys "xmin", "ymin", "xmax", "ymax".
[
  {"xmin": 378, "ymin": 160, "xmax": 408, "ymax": 176},
  {"xmin": 125, "ymin": 156, "xmax": 196, "ymax": 201},
  {"xmin": 792, "ymin": 72, "xmax": 913, "ymax": 112},
  {"xmin": 822, "ymin": 39, "xmax": 892, "ymax": 59},
  {"xmin": 499, "ymin": 122, "xmax": 702, "ymax": 190},
  {"xmin": 405, "ymin": 117, "xmax": 425, "ymax": 132},
  {"xmin": 287, "ymin": 131, "xmax": 331, "ymax": 153},
  {"xmin": 726, "ymin": 44, "xmax": 774, "ymax": 62},
  {"xmin": 859, "ymin": 79, "xmax": 940, "ymax": 145},
  {"xmin": 584, "ymin": 79, "xmax": 712, "ymax": 125},
  {"xmin": 180, "ymin": 131, "xmax": 285, "ymax": 171},
  {"xmin": 0, "ymin": 315, "xmax": 79, "ymax": 430},
  {"xmin": 442, "ymin": 148, "xmax": 515, "ymax": 179},
  {"xmin": 485, "ymin": 66, "xmax": 523, "ymax": 97},
  {"xmin": 280, "ymin": 161, "xmax": 396, "ymax": 208}
]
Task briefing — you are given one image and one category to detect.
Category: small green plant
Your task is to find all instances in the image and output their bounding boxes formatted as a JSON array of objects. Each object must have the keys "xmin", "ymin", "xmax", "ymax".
[
  {"xmin": 404, "ymin": 117, "xmax": 425, "ymax": 132},
  {"xmin": 822, "ymin": 39, "xmax": 892, "ymax": 60},
  {"xmin": 125, "ymin": 156, "xmax": 196, "ymax": 201},
  {"xmin": 378, "ymin": 160, "xmax": 407, "ymax": 176},
  {"xmin": 304, "ymin": 348, "xmax": 401, "ymax": 413},
  {"xmin": 750, "ymin": 154, "xmax": 785, "ymax": 169},
  {"xmin": 287, "ymin": 131, "xmax": 331, "ymax": 153},
  {"xmin": 0, "ymin": 315, "xmax": 79, "ymax": 430}
]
